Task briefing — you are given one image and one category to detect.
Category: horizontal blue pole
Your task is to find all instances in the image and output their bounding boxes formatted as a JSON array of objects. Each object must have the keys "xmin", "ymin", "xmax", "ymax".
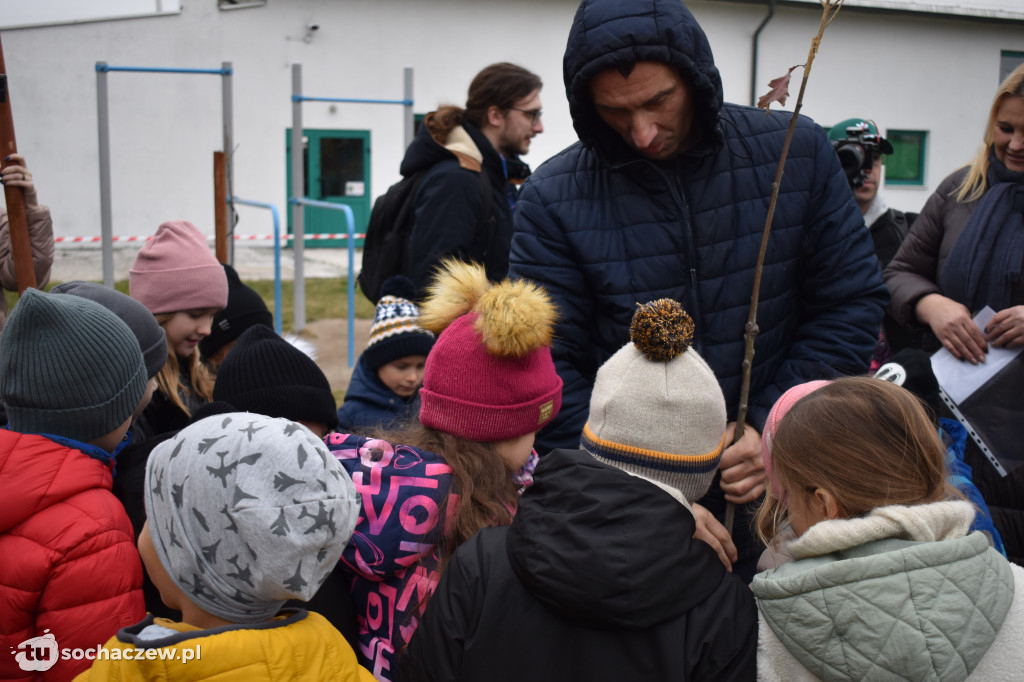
[
  {"xmin": 290, "ymin": 198, "xmax": 357, "ymax": 368},
  {"xmin": 95, "ymin": 63, "xmax": 232, "ymax": 75},
  {"xmin": 230, "ymin": 197, "xmax": 282, "ymax": 335},
  {"xmin": 292, "ymin": 95, "xmax": 412, "ymax": 106}
]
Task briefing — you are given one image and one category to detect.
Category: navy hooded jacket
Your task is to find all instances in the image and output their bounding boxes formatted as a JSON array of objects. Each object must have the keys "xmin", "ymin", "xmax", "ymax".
[
  {"xmin": 336, "ymin": 355, "xmax": 418, "ymax": 435},
  {"xmin": 509, "ymin": 0, "xmax": 888, "ymax": 453}
]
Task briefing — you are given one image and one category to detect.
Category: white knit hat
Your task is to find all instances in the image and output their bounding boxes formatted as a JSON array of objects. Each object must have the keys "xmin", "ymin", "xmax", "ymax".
[{"xmin": 582, "ymin": 299, "xmax": 727, "ymax": 503}]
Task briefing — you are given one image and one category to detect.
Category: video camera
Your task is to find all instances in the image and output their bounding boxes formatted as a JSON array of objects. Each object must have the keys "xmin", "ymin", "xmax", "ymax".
[{"xmin": 831, "ymin": 124, "xmax": 882, "ymax": 190}]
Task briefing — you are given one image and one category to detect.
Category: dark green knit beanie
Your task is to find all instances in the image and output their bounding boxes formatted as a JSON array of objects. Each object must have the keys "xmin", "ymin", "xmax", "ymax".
[{"xmin": 0, "ymin": 289, "xmax": 148, "ymax": 443}]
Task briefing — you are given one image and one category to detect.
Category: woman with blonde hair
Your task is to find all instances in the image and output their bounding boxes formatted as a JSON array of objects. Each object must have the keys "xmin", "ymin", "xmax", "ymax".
[
  {"xmin": 884, "ymin": 63, "xmax": 1024, "ymax": 564},
  {"xmin": 752, "ymin": 377, "xmax": 1024, "ymax": 681},
  {"xmin": 885, "ymin": 63, "xmax": 1024, "ymax": 357}
]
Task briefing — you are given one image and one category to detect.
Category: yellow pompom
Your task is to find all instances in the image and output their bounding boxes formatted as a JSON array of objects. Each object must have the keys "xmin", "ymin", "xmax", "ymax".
[
  {"xmin": 418, "ymin": 259, "xmax": 492, "ymax": 335},
  {"xmin": 418, "ymin": 259, "xmax": 557, "ymax": 357},
  {"xmin": 630, "ymin": 299, "xmax": 694, "ymax": 362},
  {"xmin": 474, "ymin": 278, "xmax": 557, "ymax": 358}
]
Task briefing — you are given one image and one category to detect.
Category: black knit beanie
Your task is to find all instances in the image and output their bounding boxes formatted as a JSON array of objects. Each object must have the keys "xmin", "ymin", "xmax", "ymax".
[
  {"xmin": 199, "ymin": 263, "xmax": 273, "ymax": 360},
  {"xmin": 0, "ymin": 289, "xmax": 147, "ymax": 442},
  {"xmin": 362, "ymin": 275, "xmax": 435, "ymax": 371},
  {"xmin": 51, "ymin": 280, "xmax": 168, "ymax": 380},
  {"xmin": 213, "ymin": 324, "xmax": 338, "ymax": 429}
]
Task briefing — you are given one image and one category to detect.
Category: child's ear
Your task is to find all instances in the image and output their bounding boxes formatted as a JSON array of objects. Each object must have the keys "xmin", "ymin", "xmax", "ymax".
[{"xmin": 813, "ymin": 488, "xmax": 843, "ymax": 521}]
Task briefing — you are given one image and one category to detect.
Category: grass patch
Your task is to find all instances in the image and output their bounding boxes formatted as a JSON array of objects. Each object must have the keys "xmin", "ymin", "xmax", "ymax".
[{"xmin": 9, "ymin": 277, "xmax": 375, "ymax": 331}]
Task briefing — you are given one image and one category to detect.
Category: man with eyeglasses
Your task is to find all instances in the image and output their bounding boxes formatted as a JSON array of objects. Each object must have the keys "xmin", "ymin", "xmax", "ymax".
[
  {"xmin": 400, "ymin": 62, "xmax": 543, "ymax": 295},
  {"xmin": 509, "ymin": 0, "xmax": 888, "ymax": 580}
]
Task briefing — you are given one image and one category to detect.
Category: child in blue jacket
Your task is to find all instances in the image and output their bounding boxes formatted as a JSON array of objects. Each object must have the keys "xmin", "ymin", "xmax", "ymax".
[{"xmin": 338, "ymin": 276, "xmax": 434, "ymax": 434}]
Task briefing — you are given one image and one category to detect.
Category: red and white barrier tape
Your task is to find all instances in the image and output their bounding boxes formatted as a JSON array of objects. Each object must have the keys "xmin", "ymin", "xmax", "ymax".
[{"xmin": 54, "ymin": 233, "xmax": 367, "ymax": 244}]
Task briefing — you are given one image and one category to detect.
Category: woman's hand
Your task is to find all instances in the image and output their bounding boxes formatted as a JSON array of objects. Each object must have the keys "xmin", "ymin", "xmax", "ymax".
[
  {"xmin": 916, "ymin": 293, "xmax": 987, "ymax": 364},
  {"xmin": 985, "ymin": 305, "xmax": 1024, "ymax": 348},
  {"xmin": 0, "ymin": 154, "xmax": 38, "ymax": 209}
]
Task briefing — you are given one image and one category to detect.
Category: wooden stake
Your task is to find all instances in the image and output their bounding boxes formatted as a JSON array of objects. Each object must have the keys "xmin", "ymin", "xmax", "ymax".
[
  {"xmin": 0, "ymin": 34, "xmax": 38, "ymax": 294},
  {"xmin": 214, "ymin": 151, "xmax": 228, "ymax": 264}
]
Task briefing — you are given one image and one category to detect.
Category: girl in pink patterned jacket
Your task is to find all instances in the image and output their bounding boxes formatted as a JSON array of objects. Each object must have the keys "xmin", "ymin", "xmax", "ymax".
[{"xmin": 326, "ymin": 260, "xmax": 562, "ymax": 681}]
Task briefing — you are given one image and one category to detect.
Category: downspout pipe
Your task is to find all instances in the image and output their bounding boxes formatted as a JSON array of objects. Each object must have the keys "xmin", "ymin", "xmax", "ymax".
[{"xmin": 751, "ymin": 0, "xmax": 777, "ymax": 106}]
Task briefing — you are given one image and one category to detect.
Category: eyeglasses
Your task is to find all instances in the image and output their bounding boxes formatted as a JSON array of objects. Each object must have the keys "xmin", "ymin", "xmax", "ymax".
[{"xmin": 508, "ymin": 107, "xmax": 543, "ymax": 125}]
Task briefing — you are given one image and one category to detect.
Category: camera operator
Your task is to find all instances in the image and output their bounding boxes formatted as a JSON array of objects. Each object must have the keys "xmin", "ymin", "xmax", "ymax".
[
  {"xmin": 829, "ymin": 118, "xmax": 920, "ymax": 357},
  {"xmin": 828, "ymin": 119, "xmax": 916, "ymax": 267}
]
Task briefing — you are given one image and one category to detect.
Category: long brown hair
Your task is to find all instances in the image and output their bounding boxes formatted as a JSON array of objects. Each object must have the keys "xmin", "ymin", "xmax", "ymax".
[
  {"xmin": 154, "ymin": 313, "xmax": 214, "ymax": 415},
  {"xmin": 374, "ymin": 420, "xmax": 519, "ymax": 571},
  {"xmin": 956, "ymin": 63, "xmax": 1024, "ymax": 202},
  {"xmin": 755, "ymin": 377, "xmax": 953, "ymax": 546}
]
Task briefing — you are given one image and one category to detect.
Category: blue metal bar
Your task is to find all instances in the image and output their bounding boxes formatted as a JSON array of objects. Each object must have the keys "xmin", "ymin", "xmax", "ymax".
[
  {"xmin": 289, "ymin": 198, "xmax": 356, "ymax": 368},
  {"xmin": 292, "ymin": 95, "xmax": 412, "ymax": 106},
  {"xmin": 230, "ymin": 197, "xmax": 283, "ymax": 335},
  {"xmin": 95, "ymin": 64, "xmax": 233, "ymax": 75}
]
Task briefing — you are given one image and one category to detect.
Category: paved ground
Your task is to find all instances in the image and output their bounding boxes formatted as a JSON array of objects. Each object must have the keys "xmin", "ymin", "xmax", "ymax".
[
  {"xmin": 52, "ymin": 244, "xmax": 369, "ymax": 398},
  {"xmin": 52, "ymin": 243, "xmax": 361, "ymax": 282}
]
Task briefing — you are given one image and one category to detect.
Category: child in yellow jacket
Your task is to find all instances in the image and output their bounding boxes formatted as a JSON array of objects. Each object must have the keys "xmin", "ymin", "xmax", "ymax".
[{"xmin": 76, "ymin": 413, "xmax": 374, "ymax": 681}]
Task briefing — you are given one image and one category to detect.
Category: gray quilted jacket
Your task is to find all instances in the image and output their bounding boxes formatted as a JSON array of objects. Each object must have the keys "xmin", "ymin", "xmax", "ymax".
[{"xmin": 752, "ymin": 502, "xmax": 1024, "ymax": 681}]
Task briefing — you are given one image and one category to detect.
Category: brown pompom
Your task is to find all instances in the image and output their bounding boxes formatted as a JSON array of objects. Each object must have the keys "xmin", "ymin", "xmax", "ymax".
[{"xmin": 629, "ymin": 299, "xmax": 694, "ymax": 362}]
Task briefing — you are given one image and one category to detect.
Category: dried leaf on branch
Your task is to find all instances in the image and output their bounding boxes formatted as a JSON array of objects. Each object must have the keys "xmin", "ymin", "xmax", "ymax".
[{"xmin": 756, "ymin": 65, "xmax": 802, "ymax": 113}]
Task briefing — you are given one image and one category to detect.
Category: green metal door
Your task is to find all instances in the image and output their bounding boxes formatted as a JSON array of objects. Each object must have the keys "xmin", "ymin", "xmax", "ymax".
[{"xmin": 286, "ymin": 128, "xmax": 370, "ymax": 248}]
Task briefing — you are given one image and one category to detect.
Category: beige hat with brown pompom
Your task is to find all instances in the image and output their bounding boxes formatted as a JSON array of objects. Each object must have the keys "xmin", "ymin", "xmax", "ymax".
[{"xmin": 582, "ymin": 299, "xmax": 727, "ymax": 503}]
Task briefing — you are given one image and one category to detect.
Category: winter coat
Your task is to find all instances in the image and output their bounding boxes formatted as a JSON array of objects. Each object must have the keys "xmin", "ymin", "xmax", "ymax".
[
  {"xmin": 752, "ymin": 501, "xmax": 1024, "ymax": 681},
  {"xmin": 508, "ymin": 0, "xmax": 888, "ymax": 454},
  {"xmin": 400, "ymin": 448, "xmax": 757, "ymax": 682},
  {"xmin": 132, "ymin": 362, "xmax": 206, "ymax": 444},
  {"xmin": 336, "ymin": 356, "xmax": 419, "ymax": 435},
  {"xmin": 0, "ymin": 204, "xmax": 54, "ymax": 332},
  {"xmin": 74, "ymin": 610, "xmax": 375, "ymax": 681},
  {"xmin": 0, "ymin": 430, "xmax": 145, "ymax": 681},
  {"xmin": 402, "ymin": 117, "xmax": 519, "ymax": 294},
  {"xmin": 325, "ymin": 432, "xmax": 537, "ymax": 682},
  {"xmin": 884, "ymin": 168, "xmax": 979, "ymax": 328},
  {"xmin": 867, "ymin": 206, "xmax": 922, "ymax": 356},
  {"xmin": 884, "ymin": 168, "xmax": 1024, "ymax": 565}
]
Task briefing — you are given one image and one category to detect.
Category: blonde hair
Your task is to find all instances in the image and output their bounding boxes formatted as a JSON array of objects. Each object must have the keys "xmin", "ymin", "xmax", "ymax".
[
  {"xmin": 755, "ymin": 377, "xmax": 953, "ymax": 546},
  {"xmin": 956, "ymin": 63, "xmax": 1024, "ymax": 202},
  {"xmin": 154, "ymin": 313, "xmax": 214, "ymax": 416}
]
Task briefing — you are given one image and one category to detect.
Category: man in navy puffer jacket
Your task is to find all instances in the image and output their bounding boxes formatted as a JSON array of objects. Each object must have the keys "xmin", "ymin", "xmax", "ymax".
[{"xmin": 509, "ymin": 0, "xmax": 888, "ymax": 577}]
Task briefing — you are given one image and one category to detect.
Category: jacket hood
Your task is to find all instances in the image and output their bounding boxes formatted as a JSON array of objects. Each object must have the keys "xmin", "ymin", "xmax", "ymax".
[
  {"xmin": 506, "ymin": 448, "xmax": 726, "ymax": 629},
  {"xmin": 753, "ymin": 503, "xmax": 1015, "ymax": 680},
  {"xmin": 344, "ymin": 354, "xmax": 414, "ymax": 408},
  {"xmin": 0, "ymin": 430, "xmax": 113, "ymax": 533},
  {"xmin": 400, "ymin": 116, "xmax": 493, "ymax": 177},
  {"xmin": 563, "ymin": 0, "xmax": 724, "ymax": 163}
]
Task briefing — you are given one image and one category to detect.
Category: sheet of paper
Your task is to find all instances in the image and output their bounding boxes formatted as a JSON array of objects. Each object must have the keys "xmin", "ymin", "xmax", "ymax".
[{"xmin": 930, "ymin": 306, "xmax": 1024, "ymax": 405}]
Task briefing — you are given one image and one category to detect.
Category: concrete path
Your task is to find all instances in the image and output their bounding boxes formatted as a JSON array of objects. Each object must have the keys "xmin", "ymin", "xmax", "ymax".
[
  {"xmin": 52, "ymin": 244, "xmax": 362, "ymax": 283},
  {"xmin": 51, "ymin": 244, "xmax": 369, "ymax": 398}
]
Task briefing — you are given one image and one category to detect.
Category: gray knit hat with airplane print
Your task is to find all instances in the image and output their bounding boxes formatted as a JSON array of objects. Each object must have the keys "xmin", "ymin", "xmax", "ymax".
[{"xmin": 144, "ymin": 413, "xmax": 360, "ymax": 623}]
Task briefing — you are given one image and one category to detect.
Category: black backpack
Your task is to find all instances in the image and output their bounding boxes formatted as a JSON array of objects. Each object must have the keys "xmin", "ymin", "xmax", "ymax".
[{"xmin": 358, "ymin": 167, "xmax": 493, "ymax": 304}]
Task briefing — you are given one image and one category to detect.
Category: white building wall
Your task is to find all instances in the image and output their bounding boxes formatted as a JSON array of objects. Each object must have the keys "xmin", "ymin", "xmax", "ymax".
[{"xmin": 1, "ymin": 0, "xmax": 1022, "ymax": 239}]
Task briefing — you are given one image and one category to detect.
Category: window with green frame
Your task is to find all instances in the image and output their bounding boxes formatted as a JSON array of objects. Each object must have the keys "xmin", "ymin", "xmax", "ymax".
[
  {"xmin": 884, "ymin": 130, "xmax": 927, "ymax": 186},
  {"xmin": 1001, "ymin": 51, "xmax": 1024, "ymax": 84}
]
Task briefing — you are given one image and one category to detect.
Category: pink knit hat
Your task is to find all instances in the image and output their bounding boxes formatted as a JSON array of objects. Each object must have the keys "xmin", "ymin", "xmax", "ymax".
[
  {"xmin": 762, "ymin": 380, "xmax": 831, "ymax": 496},
  {"xmin": 129, "ymin": 221, "xmax": 229, "ymax": 314},
  {"xmin": 417, "ymin": 261, "xmax": 562, "ymax": 442}
]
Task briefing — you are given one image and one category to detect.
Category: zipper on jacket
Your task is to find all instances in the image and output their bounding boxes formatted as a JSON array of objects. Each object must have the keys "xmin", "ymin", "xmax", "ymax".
[
  {"xmin": 611, "ymin": 157, "xmax": 705, "ymax": 353},
  {"xmin": 666, "ymin": 164, "xmax": 704, "ymax": 353}
]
